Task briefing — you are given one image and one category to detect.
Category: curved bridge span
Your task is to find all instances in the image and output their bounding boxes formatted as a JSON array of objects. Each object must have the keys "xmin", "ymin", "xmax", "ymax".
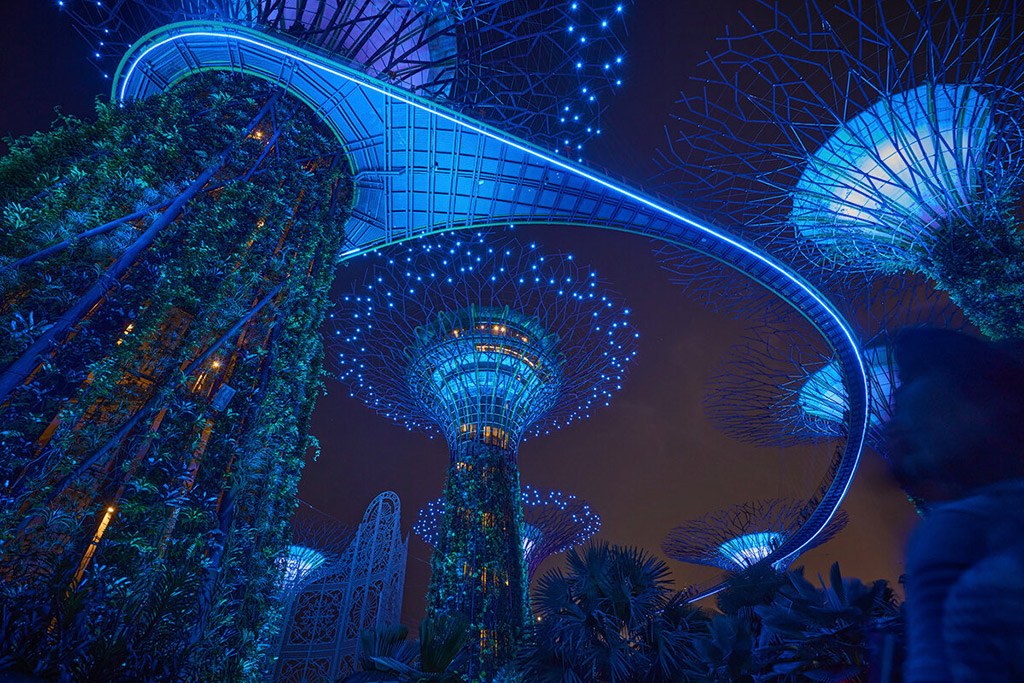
[{"xmin": 115, "ymin": 21, "xmax": 868, "ymax": 590}]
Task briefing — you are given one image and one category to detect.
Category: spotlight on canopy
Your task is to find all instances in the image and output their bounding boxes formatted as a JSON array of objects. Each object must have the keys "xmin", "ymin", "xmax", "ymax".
[
  {"xmin": 278, "ymin": 545, "xmax": 328, "ymax": 591},
  {"xmin": 798, "ymin": 344, "xmax": 896, "ymax": 431},
  {"xmin": 663, "ymin": 499, "xmax": 849, "ymax": 573},
  {"xmin": 792, "ymin": 84, "xmax": 993, "ymax": 271}
]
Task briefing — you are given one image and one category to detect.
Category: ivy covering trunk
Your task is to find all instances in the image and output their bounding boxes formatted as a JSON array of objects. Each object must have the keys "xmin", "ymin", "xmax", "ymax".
[{"xmin": 0, "ymin": 73, "xmax": 351, "ymax": 682}]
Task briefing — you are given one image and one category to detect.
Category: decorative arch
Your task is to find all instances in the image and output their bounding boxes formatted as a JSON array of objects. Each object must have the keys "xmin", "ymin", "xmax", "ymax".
[{"xmin": 274, "ymin": 492, "xmax": 407, "ymax": 682}]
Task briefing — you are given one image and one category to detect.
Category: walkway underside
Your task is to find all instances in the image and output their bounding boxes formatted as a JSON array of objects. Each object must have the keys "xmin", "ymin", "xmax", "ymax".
[{"xmin": 115, "ymin": 21, "xmax": 869, "ymax": 588}]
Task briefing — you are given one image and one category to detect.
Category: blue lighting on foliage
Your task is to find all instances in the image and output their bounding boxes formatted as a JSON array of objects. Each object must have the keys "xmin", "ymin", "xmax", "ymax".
[{"xmin": 415, "ymin": 484, "xmax": 600, "ymax": 577}]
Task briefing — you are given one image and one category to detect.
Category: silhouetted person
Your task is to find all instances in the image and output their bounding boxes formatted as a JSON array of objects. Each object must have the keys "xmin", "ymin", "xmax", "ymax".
[{"xmin": 886, "ymin": 328, "xmax": 1024, "ymax": 683}]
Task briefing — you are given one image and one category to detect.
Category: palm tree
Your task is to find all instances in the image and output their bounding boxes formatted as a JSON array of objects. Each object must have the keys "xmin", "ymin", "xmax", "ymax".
[
  {"xmin": 521, "ymin": 541, "xmax": 708, "ymax": 682},
  {"xmin": 753, "ymin": 563, "xmax": 900, "ymax": 682}
]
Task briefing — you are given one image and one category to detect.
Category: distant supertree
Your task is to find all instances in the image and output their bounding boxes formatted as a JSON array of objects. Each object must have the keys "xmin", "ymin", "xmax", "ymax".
[
  {"xmin": 59, "ymin": 0, "xmax": 631, "ymax": 156},
  {"xmin": 279, "ymin": 545, "xmax": 328, "ymax": 592},
  {"xmin": 657, "ymin": 0, "xmax": 1024, "ymax": 338},
  {"xmin": 414, "ymin": 484, "xmax": 601, "ymax": 582},
  {"xmin": 326, "ymin": 233, "xmax": 637, "ymax": 678},
  {"xmin": 278, "ymin": 501, "xmax": 357, "ymax": 594},
  {"xmin": 705, "ymin": 276, "xmax": 966, "ymax": 459},
  {"xmin": 663, "ymin": 499, "xmax": 849, "ymax": 573}
]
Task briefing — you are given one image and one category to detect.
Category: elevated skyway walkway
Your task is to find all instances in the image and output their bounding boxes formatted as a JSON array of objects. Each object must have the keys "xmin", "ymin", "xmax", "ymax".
[{"xmin": 114, "ymin": 21, "xmax": 868, "ymax": 591}]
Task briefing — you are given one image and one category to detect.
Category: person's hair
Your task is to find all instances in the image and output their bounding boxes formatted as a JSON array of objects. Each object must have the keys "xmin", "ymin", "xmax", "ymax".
[{"xmin": 891, "ymin": 328, "xmax": 1024, "ymax": 492}]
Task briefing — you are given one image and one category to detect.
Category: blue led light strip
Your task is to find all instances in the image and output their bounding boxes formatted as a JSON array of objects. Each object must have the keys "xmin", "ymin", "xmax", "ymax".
[{"xmin": 116, "ymin": 24, "xmax": 868, "ymax": 571}]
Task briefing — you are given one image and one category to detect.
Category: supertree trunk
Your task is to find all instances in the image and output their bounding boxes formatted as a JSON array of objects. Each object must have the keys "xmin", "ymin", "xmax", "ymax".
[
  {"xmin": 427, "ymin": 438, "xmax": 529, "ymax": 681},
  {"xmin": 0, "ymin": 73, "xmax": 353, "ymax": 681}
]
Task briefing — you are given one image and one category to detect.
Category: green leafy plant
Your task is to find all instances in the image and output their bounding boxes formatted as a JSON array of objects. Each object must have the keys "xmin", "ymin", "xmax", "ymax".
[
  {"xmin": 521, "ymin": 541, "xmax": 709, "ymax": 682},
  {"xmin": 341, "ymin": 614, "xmax": 472, "ymax": 683},
  {"xmin": 0, "ymin": 72, "xmax": 352, "ymax": 681}
]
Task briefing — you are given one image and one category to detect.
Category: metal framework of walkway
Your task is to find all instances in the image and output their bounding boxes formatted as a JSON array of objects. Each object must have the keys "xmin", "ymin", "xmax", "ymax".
[{"xmin": 114, "ymin": 21, "xmax": 869, "ymax": 590}]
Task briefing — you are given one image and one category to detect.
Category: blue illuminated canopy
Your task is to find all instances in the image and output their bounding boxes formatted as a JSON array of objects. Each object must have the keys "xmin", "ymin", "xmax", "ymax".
[
  {"xmin": 792, "ymin": 84, "xmax": 993, "ymax": 270},
  {"xmin": 798, "ymin": 345, "xmax": 895, "ymax": 430},
  {"xmin": 718, "ymin": 532, "xmax": 782, "ymax": 569},
  {"xmin": 279, "ymin": 545, "xmax": 328, "ymax": 590}
]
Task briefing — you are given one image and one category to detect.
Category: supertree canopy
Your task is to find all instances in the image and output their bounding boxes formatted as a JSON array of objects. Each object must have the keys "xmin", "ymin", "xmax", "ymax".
[
  {"xmin": 791, "ymin": 84, "xmax": 995, "ymax": 267},
  {"xmin": 59, "ymin": 0, "xmax": 632, "ymax": 156},
  {"xmin": 326, "ymin": 232, "xmax": 636, "ymax": 679},
  {"xmin": 278, "ymin": 501, "xmax": 356, "ymax": 593},
  {"xmin": 328, "ymin": 233, "xmax": 637, "ymax": 440},
  {"xmin": 704, "ymin": 276, "xmax": 965, "ymax": 461},
  {"xmin": 414, "ymin": 484, "xmax": 601, "ymax": 581},
  {"xmin": 656, "ymin": 0, "xmax": 1024, "ymax": 338},
  {"xmin": 279, "ymin": 545, "xmax": 328, "ymax": 591},
  {"xmin": 662, "ymin": 499, "xmax": 849, "ymax": 573}
]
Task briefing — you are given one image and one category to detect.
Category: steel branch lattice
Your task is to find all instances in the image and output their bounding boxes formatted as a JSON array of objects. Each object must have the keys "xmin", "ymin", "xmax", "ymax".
[
  {"xmin": 663, "ymin": 499, "xmax": 849, "ymax": 573},
  {"xmin": 705, "ymin": 275, "xmax": 967, "ymax": 457},
  {"xmin": 115, "ymin": 21, "xmax": 870, "ymax": 588},
  {"xmin": 327, "ymin": 233, "xmax": 637, "ymax": 446},
  {"xmin": 61, "ymin": 0, "xmax": 631, "ymax": 154},
  {"xmin": 415, "ymin": 484, "xmax": 600, "ymax": 581},
  {"xmin": 655, "ymin": 0, "xmax": 1024, "ymax": 297},
  {"xmin": 278, "ymin": 501, "xmax": 358, "ymax": 593}
]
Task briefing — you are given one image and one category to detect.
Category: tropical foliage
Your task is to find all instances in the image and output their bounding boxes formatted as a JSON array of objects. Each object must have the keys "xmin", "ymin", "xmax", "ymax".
[
  {"xmin": 520, "ymin": 541, "xmax": 710, "ymax": 682},
  {"xmin": 694, "ymin": 563, "xmax": 901, "ymax": 683},
  {"xmin": 341, "ymin": 614, "xmax": 472, "ymax": 683},
  {"xmin": 753, "ymin": 564, "xmax": 902, "ymax": 682},
  {"xmin": 514, "ymin": 543, "xmax": 901, "ymax": 683},
  {"xmin": 0, "ymin": 72, "xmax": 352, "ymax": 681}
]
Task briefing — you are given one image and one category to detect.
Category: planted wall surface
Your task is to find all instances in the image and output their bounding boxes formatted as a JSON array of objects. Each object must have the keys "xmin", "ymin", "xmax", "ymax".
[{"xmin": 0, "ymin": 73, "xmax": 352, "ymax": 681}]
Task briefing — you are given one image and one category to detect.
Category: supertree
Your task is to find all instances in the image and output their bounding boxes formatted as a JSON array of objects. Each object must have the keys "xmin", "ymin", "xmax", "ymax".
[
  {"xmin": 326, "ymin": 232, "xmax": 637, "ymax": 679},
  {"xmin": 662, "ymin": 499, "xmax": 849, "ymax": 573},
  {"xmin": 278, "ymin": 501, "xmax": 357, "ymax": 594},
  {"xmin": 0, "ymin": 1, "xmax": 632, "ymax": 678},
  {"xmin": 414, "ymin": 484, "xmax": 601, "ymax": 582},
  {"xmin": 704, "ymin": 276, "xmax": 966, "ymax": 460},
  {"xmin": 656, "ymin": 0, "xmax": 1024, "ymax": 338},
  {"xmin": 58, "ymin": 0, "xmax": 632, "ymax": 157},
  {"xmin": 0, "ymin": 72, "xmax": 352, "ymax": 680}
]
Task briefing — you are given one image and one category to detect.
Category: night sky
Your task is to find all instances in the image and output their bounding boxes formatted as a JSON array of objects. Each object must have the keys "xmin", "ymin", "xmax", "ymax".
[{"xmin": 2, "ymin": 0, "xmax": 919, "ymax": 628}]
